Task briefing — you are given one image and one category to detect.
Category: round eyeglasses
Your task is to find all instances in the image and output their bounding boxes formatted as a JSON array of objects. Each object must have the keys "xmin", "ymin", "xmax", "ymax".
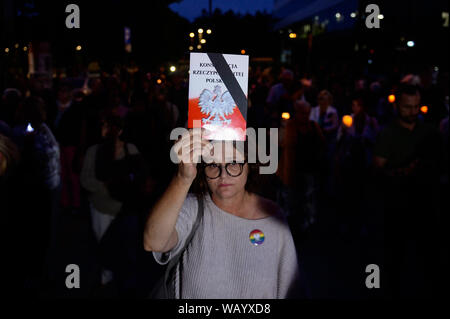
[{"xmin": 203, "ymin": 162, "xmax": 246, "ymax": 179}]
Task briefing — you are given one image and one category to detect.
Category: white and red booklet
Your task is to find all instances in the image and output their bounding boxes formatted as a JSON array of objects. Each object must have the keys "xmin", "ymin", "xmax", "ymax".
[{"xmin": 188, "ymin": 52, "xmax": 249, "ymax": 141}]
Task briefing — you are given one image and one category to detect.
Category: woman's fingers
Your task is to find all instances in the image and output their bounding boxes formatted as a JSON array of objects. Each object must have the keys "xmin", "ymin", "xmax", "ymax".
[
  {"xmin": 180, "ymin": 141, "xmax": 212, "ymax": 163},
  {"xmin": 175, "ymin": 129, "xmax": 213, "ymax": 163}
]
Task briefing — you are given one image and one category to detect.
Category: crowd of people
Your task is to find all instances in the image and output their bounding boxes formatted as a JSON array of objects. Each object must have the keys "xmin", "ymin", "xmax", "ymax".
[{"xmin": 1, "ymin": 62, "xmax": 448, "ymax": 298}]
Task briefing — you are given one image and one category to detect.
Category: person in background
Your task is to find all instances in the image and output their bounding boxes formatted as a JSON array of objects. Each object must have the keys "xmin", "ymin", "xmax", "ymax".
[
  {"xmin": 12, "ymin": 96, "xmax": 61, "ymax": 191},
  {"xmin": 1, "ymin": 88, "xmax": 22, "ymax": 136},
  {"xmin": 52, "ymin": 86, "xmax": 84, "ymax": 212},
  {"xmin": 50, "ymin": 85, "xmax": 72, "ymax": 130},
  {"xmin": 1, "ymin": 133, "xmax": 21, "ymax": 296},
  {"xmin": 309, "ymin": 90, "xmax": 339, "ymax": 140},
  {"xmin": 337, "ymin": 97, "xmax": 379, "ymax": 174},
  {"xmin": 309, "ymin": 90, "xmax": 339, "ymax": 196},
  {"xmin": 80, "ymin": 78, "xmax": 107, "ymax": 151},
  {"xmin": 151, "ymin": 86, "xmax": 179, "ymax": 133},
  {"xmin": 168, "ymin": 72, "xmax": 188, "ymax": 128},
  {"xmin": 374, "ymin": 84, "xmax": 442, "ymax": 298},
  {"xmin": 10, "ymin": 96, "xmax": 61, "ymax": 295},
  {"xmin": 80, "ymin": 114, "xmax": 142, "ymax": 286},
  {"xmin": 266, "ymin": 69, "xmax": 304, "ymax": 127},
  {"xmin": 336, "ymin": 97, "xmax": 379, "ymax": 238},
  {"xmin": 248, "ymin": 68, "xmax": 272, "ymax": 129},
  {"xmin": 437, "ymin": 105, "xmax": 449, "ymax": 295},
  {"xmin": 0, "ymin": 133, "xmax": 20, "ymax": 182},
  {"xmin": 337, "ymin": 97, "xmax": 379, "ymax": 143},
  {"xmin": 280, "ymin": 100, "xmax": 325, "ymax": 240}
]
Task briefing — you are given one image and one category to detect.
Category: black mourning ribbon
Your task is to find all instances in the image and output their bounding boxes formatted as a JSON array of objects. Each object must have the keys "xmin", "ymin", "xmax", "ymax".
[{"xmin": 206, "ymin": 52, "xmax": 247, "ymax": 122}]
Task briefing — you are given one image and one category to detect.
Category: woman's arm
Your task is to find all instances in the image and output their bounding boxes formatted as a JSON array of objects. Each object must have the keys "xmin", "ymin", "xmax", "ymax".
[
  {"xmin": 278, "ymin": 229, "xmax": 301, "ymax": 298},
  {"xmin": 143, "ymin": 129, "xmax": 211, "ymax": 252},
  {"xmin": 143, "ymin": 174, "xmax": 192, "ymax": 252}
]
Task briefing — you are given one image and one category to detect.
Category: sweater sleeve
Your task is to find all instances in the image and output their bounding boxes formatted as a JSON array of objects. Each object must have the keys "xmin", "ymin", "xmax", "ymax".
[
  {"xmin": 277, "ymin": 226, "xmax": 300, "ymax": 298},
  {"xmin": 153, "ymin": 194, "xmax": 199, "ymax": 265}
]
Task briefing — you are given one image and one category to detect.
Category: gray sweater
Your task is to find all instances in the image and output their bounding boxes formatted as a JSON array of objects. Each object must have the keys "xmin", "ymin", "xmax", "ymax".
[{"xmin": 154, "ymin": 193, "xmax": 300, "ymax": 299}]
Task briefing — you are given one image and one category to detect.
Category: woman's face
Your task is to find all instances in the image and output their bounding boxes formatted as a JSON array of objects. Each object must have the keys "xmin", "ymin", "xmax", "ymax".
[
  {"xmin": 318, "ymin": 93, "xmax": 330, "ymax": 108},
  {"xmin": 352, "ymin": 100, "xmax": 362, "ymax": 114},
  {"xmin": 205, "ymin": 142, "xmax": 248, "ymax": 200}
]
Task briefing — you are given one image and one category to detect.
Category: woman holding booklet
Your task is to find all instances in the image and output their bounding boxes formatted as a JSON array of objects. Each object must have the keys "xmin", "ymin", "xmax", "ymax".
[{"xmin": 144, "ymin": 128, "xmax": 299, "ymax": 299}]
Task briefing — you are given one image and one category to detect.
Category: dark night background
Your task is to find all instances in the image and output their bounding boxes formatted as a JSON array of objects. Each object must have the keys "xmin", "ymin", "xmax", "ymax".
[{"xmin": 0, "ymin": 0, "xmax": 449, "ymax": 301}]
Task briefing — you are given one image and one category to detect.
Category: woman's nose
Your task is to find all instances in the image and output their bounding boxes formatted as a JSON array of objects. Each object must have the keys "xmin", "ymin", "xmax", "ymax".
[{"xmin": 219, "ymin": 165, "xmax": 228, "ymax": 178}]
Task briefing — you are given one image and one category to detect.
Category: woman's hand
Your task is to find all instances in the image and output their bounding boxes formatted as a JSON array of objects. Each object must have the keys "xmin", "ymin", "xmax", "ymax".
[{"xmin": 174, "ymin": 128, "xmax": 212, "ymax": 185}]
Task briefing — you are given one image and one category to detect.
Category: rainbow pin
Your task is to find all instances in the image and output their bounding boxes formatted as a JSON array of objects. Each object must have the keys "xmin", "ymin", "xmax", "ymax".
[{"xmin": 249, "ymin": 229, "xmax": 265, "ymax": 246}]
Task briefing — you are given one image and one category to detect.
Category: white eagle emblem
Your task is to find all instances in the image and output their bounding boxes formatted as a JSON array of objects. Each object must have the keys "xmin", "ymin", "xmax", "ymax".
[{"xmin": 198, "ymin": 85, "xmax": 235, "ymax": 125}]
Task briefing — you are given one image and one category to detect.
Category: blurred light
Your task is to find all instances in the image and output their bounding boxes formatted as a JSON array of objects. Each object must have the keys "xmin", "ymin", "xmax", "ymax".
[
  {"xmin": 189, "ymin": 32, "xmax": 195, "ymax": 38},
  {"xmin": 206, "ymin": 29, "xmax": 212, "ymax": 34},
  {"xmin": 14, "ymin": 43, "xmax": 19, "ymax": 49},
  {"xmin": 281, "ymin": 112, "xmax": 290, "ymax": 120},
  {"xmin": 156, "ymin": 79, "xmax": 162, "ymax": 84},
  {"xmin": 4, "ymin": 48, "xmax": 9, "ymax": 53},
  {"xmin": 388, "ymin": 94, "xmax": 396, "ymax": 103},
  {"xmin": 335, "ymin": 12, "xmax": 341, "ymax": 19},
  {"xmin": 76, "ymin": 45, "xmax": 82, "ymax": 51},
  {"xmin": 407, "ymin": 41, "xmax": 415, "ymax": 47},
  {"xmin": 198, "ymin": 28, "xmax": 204, "ymax": 34},
  {"xmin": 342, "ymin": 115, "xmax": 353, "ymax": 127},
  {"xmin": 26, "ymin": 123, "xmax": 34, "ymax": 133},
  {"xmin": 378, "ymin": 14, "xmax": 384, "ymax": 19},
  {"xmin": 197, "ymin": 44, "xmax": 202, "ymax": 49},
  {"xmin": 289, "ymin": 32, "xmax": 297, "ymax": 39},
  {"xmin": 170, "ymin": 66, "xmax": 176, "ymax": 72},
  {"xmin": 434, "ymin": 66, "xmax": 439, "ymax": 72},
  {"xmin": 241, "ymin": 49, "xmax": 246, "ymax": 54},
  {"xmin": 200, "ymin": 39, "xmax": 206, "ymax": 44},
  {"xmin": 23, "ymin": 46, "xmax": 28, "ymax": 51},
  {"xmin": 350, "ymin": 12, "xmax": 356, "ymax": 18},
  {"xmin": 368, "ymin": 59, "xmax": 373, "ymax": 64},
  {"xmin": 370, "ymin": 49, "xmax": 374, "ymax": 54},
  {"xmin": 420, "ymin": 105, "xmax": 428, "ymax": 114},
  {"xmin": 189, "ymin": 46, "xmax": 194, "ymax": 51}
]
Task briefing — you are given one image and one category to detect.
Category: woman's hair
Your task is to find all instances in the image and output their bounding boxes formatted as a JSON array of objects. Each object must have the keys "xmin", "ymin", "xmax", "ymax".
[
  {"xmin": 101, "ymin": 112, "xmax": 124, "ymax": 139},
  {"xmin": 190, "ymin": 139, "xmax": 260, "ymax": 197},
  {"xmin": 318, "ymin": 89, "xmax": 333, "ymax": 104},
  {"xmin": 352, "ymin": 97, "xmax": 366, "ymax": 111}
]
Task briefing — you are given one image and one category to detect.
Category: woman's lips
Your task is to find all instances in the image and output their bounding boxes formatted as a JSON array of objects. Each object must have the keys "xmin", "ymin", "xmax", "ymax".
[{"xmin": 219, "ymin": 183, "xmax": 232, "ymax": 187}]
